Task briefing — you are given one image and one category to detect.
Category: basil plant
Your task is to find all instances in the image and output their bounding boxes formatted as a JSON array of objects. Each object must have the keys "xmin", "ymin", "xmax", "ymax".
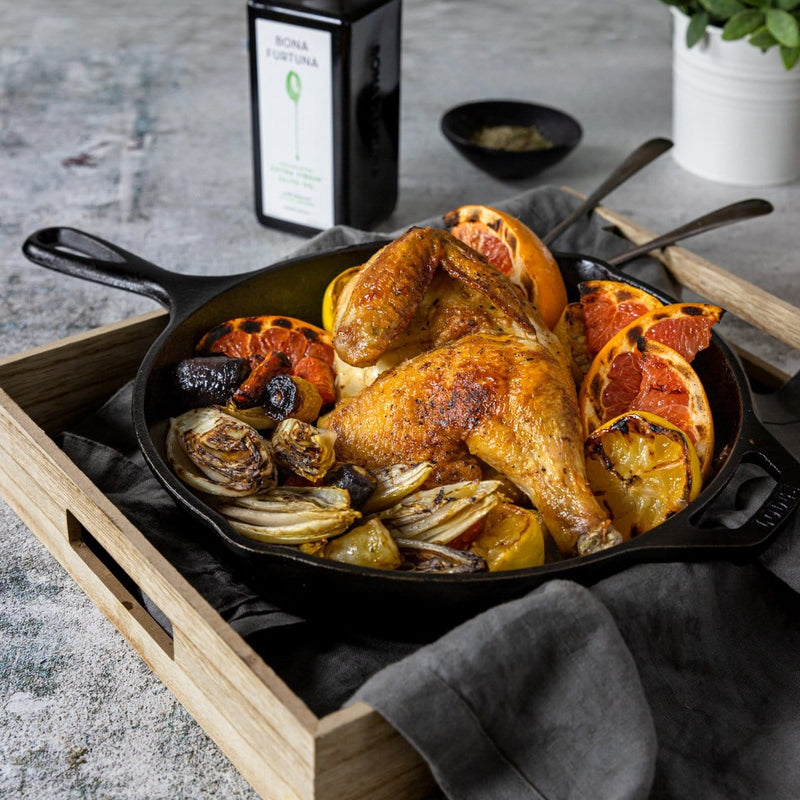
[{"xmin": 660, "ymin": 0, "xmax": 800, "ymax": 69}]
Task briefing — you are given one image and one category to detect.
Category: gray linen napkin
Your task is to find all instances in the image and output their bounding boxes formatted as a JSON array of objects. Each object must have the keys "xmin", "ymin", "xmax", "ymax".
[{"xmin": 61, "ymin": 186, "xmax": 800, "ymax": 800}]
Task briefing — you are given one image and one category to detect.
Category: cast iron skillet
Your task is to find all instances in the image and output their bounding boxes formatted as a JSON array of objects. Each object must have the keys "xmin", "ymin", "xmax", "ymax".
[{"xmin": 22, "ymin": 228, "xmax": 800, "ymax": 633}]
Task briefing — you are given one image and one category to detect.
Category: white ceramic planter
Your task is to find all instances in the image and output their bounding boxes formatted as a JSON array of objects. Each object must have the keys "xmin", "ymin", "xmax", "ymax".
[{"xmin": 671, "ymin": 7, "xmax": 800, "ymax": 185}]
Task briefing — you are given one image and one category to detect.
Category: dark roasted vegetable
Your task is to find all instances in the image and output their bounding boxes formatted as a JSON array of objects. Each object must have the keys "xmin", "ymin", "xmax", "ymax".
[
  {"xmin": 262, "ymin": 374, "xmax": 322, "ymax": 421},
  {"xmin": 172, "ymin": 356, "xmax": 250, "ymax": 407},
  {"xmin": 233, "ymin": 351, "xmax": 292, "ymax": 408},
  {"xmin": 324, "ymin": 463, "xmax": 377, "ymax": 509}
]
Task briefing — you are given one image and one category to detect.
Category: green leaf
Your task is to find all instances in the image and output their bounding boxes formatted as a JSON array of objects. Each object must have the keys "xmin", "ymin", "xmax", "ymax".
[
  {"xmin": 742, "ymin": 0, "xmax": 769, "ymax": 8},
  {"xmin": 766, "ymin": 8, "xmax": 800, "ymax": 46},
  {"xmin": 699, "ymin": 0, "xmax": 746, "ymax": 18},
  {"xmin": 775, "ymin": 0, "xmax": 800, "ymax": 12},
  {"xmin": 780, "ymin": 43, "xmax": 800, "ymax": 68},
  {"xmin": 722, "ymin": 9, "xmax": 765, "ymax": 38},
  {"xmin": 687, "ymin": 10, "xmax": 711, "ymax": 45},
  {"xmin": 749, "ymin": 25, "xmax": 779, "ymax": 49}
]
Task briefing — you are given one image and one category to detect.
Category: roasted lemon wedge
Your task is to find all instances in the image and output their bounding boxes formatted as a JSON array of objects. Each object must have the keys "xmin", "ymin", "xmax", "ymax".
[
  {"xmin": 584, "ymin": 410, "xmax": 702, "ymax": 539},
  {"xmin": 321, "ymin": 265, "xmax": 361, "ymax": 332},
  {"xmin": 469, "ymin": 502, "xmax": 546, "ymax": 571}
]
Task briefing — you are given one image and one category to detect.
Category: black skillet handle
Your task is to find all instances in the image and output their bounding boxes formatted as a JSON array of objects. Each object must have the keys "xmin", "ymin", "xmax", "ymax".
[
  {"xmin": 22, "ymin": 227, "xmax": 207, "ymax": 312},
  {"xmin": 643, "ymin": 416, "xmax": 800, "ymax": 556}
]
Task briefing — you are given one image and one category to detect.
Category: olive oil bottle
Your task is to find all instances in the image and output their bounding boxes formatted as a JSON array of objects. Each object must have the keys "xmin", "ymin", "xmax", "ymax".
[{"xmin": 247, "ymin": 0, "xmax": 401, "ymax": 235}]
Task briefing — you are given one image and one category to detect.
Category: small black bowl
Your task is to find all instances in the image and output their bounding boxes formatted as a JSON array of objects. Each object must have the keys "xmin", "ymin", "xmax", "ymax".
[{"xmin": 441, "ymin": 100, "xmax": 582, "ymax": 180}]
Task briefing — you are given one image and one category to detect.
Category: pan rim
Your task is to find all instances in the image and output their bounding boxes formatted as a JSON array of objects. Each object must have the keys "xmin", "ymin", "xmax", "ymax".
[{"xmin": 129, "ymin": 241, "xmax": 779, "ymax": 587}]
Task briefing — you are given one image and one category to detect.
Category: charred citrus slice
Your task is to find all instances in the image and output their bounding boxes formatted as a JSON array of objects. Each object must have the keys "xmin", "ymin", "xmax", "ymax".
[
  {"xmin": 579, "ymin": 279, "xmax": 664, "ymax": 358},
  {"xmin": 592, "ymin": 300, "xmax": 723, "ymax": 367},
  {"xmin": 632, "ymin": 302, "xmax": 723, "ymax": 362},
  {"xmin": 553, "ymin": 301, "xmax": 592, "ymax": 386},
  {"xmin": 585, "ymin": 411, "xmax": 702, "ymax": 539},
  {"xmin": 322, "ymin": 265, "xmax": 361, "ymax": 333},
  {"xmin": 579, "ymin": 335, "xmax": 714, "ymax": 477},
  {"xmin": 444, "ymin": 204, "xmax": 568, "ymax": 330},
  {"xmin": 196, "ymin": 315, "xmax": 336, "ymax": 404}
]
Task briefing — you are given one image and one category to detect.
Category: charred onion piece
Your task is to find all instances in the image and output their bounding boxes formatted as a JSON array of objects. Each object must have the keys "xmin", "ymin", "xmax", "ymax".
[
  {"xmin": 172, "ymin": 356, "xmax": 250, "ymax": 407},
  {"xmin": 324, "ymin": 463, "xmax": 378, "ymax": 509},
  {"xmin": 262, "ymin": 374, "xmax": 322, "ymax": 421},
  {"xmin": 167, "ymin": 408, "xmax": 276, "ymax": 496},
  {"xmin": 210, "ymin": 486, "xmax": 360, "ymax": 544},
  {"xmin": 271, "ymin": 418, "xmax": 337, "ymax": 481},
  {"xmin": 395, "ymin": 539, "xmax": 487, "ymax": 574}
]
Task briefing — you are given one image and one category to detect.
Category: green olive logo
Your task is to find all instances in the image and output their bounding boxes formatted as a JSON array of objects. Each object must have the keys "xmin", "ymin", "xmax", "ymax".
[{"xmin": 286, "ymin": 71, "xmax": 301, "ymax": 160}]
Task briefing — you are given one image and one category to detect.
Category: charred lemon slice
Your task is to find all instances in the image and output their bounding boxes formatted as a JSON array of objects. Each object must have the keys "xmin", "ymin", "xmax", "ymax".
[
  {"xmin": 585, "ymin": 410, "xmax": 702, "ymax": 540},
  {"xmin": 322, "ymin": 266, "xmax": 361, "ymax": 332}
]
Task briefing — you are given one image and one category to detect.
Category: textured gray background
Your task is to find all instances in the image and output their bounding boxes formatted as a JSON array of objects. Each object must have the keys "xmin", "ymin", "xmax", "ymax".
[{"xmin": 2, "ymin": 1, "xmax": 799, "ymax": 797}]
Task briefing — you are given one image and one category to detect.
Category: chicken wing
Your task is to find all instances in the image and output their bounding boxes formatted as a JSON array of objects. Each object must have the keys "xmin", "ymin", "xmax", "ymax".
[{"xmin": 334, "ymin": 226, "xmax": 546, "ymax": 366}]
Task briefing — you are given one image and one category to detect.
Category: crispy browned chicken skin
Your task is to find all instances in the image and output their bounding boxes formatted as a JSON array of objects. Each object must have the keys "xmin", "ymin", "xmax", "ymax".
[{"xmin": 327, "ymin": 226, "xmax": 622, "ymax": 557}]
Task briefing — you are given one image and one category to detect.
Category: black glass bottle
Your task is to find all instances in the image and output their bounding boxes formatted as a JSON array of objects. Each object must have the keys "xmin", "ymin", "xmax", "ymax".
[{"xmin": 248, "ymin": 0, "xmax": 401, "ymax": 236}]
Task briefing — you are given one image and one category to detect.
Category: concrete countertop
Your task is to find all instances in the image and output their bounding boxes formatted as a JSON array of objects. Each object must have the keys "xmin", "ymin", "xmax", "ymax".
[{"xmin": 2, "ymin": 1, "xmax": 799, "ymax": 797}]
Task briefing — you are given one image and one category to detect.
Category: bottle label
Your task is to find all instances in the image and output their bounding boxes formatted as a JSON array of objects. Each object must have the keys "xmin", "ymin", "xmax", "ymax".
[{"xmin": 254, "ymin": 18, "xmax": 334, "ymax": 229}]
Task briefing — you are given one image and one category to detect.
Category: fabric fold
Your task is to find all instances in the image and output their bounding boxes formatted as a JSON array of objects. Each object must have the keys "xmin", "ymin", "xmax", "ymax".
[{"xmin": 354, "ymin": 580, "xmax": 657, "ymax": 800}]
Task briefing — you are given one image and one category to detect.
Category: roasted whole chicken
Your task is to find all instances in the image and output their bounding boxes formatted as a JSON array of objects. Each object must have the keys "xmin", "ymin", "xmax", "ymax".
[{"xmin": 325, "ymin": 226, "xmax": 623, "ymax": 557}]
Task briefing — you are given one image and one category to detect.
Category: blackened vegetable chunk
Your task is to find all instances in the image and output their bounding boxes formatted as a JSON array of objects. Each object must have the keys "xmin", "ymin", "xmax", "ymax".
[
  {"xmin": 173, "ymin": 356, "xmax": 250, "ymax": 407},
  {"xmin": 324, "ymin": 463, "xmax": 378, "ymax": 508}
]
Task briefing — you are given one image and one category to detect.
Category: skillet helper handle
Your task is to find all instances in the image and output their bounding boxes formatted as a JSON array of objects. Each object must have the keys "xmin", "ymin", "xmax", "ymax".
[
  {"xmin": 22, "ymin": 227, "xmax": 192, "ymax": 310},
  {"xmin": 647, "ymin": 417, "xmax": 800, "ymax": 555}
]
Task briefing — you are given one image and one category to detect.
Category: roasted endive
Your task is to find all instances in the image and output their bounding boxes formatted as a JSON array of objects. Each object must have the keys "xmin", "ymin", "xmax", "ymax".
[
  {"xmin": 167, "ymin": 407, "xmax": 277, "ymax": 496},
  {"xmin": 210, "ymin": 486, "xmax": 360, "ymax": 544}
]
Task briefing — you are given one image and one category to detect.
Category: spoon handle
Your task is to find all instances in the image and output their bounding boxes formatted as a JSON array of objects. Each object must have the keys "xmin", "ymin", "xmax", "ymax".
[
  {"xmin": 541, "ymin": 137, "xmax": 673, "ymax": 246},
  {"xmin": 607, "ymin": 198, "xmax": 774, "ymax": 267}
]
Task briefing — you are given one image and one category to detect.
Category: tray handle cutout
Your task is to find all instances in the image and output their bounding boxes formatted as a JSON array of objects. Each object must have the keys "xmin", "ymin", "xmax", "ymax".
[{"xmin": 65, "ymin": 509, "xmax": 174, "ymax": 662}]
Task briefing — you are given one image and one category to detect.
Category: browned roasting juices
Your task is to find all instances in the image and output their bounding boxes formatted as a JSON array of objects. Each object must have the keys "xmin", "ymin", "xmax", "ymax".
[{"xmin": 248, "ymin": 0, "xmax": 401, "ymax": 235}]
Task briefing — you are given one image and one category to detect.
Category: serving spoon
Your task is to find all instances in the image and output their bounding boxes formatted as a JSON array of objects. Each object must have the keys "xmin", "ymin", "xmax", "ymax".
[
  {"xmin": 606, "ymin": 198, "xmax": 774, "ymax": 267},
  {"xmin": 542, "ymin": 137, "xmax": 673, "ymax": 246}
]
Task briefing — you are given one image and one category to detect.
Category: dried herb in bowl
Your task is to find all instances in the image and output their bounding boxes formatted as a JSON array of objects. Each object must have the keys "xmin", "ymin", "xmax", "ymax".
[{"xmin": 470, "ymin": 124, "xmax": 553, "ymax": 152}]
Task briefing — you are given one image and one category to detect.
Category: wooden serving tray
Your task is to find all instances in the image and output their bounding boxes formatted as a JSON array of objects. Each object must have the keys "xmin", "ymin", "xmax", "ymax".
[
  {"xmin": 0, "ymin": 311, "xmax": 434, "ymax": 800},
  {"xmin": 1, "ymin": 203, "xmax": 798, "ymax": 799}
]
